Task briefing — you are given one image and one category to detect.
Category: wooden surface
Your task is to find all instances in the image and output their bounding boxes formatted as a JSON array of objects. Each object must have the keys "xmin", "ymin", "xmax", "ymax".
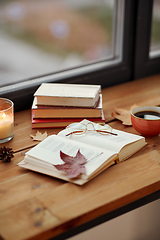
[{"xmin": 0, "ymin": 74, "xmax": 160, "ymax": 240}]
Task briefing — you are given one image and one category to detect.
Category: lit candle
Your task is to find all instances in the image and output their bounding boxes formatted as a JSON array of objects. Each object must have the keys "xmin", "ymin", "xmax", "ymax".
[
  {"xmin": 0, "ymin": 98, "xmax": 14, "ymax": 143},
  {"xmin": 0, "ymin": 113, "xmax": 14, "ymax": 139}
]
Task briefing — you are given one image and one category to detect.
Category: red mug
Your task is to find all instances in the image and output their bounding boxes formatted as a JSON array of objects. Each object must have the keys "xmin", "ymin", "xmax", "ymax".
[{"xmin": 131, "ymin": 106, "xmax": 160, "ymax": 136}]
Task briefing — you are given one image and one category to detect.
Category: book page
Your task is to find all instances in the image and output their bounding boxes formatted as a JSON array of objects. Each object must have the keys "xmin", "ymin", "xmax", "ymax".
[
  {"xmin": 25, "ymin": 135, "xmax": 116, "ymax": 177},
  {"xmin": 58, "ymin": 120, "xmax": 145, "ymax": 160}
]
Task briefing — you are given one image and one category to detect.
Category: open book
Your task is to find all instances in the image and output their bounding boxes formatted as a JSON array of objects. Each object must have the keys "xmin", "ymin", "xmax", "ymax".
[{"xmin": 18, "ymin": 120, "xmax": 146, "ymax": 185}]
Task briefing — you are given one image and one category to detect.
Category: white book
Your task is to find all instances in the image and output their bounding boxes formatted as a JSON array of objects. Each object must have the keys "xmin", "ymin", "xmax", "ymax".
[
  {"xmin": 18, "ymin": 120, "xmax": 146, "ymax": 185},
  {"xmin": 34, "ymin": 83, "xmax": 101, "ymax": 107},
  {"xmin": 32, "ymin": 94, "xmax": 103, "ymax": 119}
]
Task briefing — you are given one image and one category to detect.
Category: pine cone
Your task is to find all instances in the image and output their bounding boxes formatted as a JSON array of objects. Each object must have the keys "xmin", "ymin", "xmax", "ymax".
[{"xmin": 0, "ymin": 146, "xmax": 14, "ymax": 163}]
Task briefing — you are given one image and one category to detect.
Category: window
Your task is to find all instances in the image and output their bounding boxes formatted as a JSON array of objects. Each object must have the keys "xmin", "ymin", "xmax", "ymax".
[
  {"xmin": 1, "ymin": 0, "xmax": 132, "ymax": 111},
  {"xmin": 0, "ymin": 0, "xmax": 122, "ymax": 86},
  {"xmin": 134, "ymin": 0, "xmax": 160, "ymax": 79},
  {"xmin": 150, "ymin": 0, "xmax": 160, "ymax": 58},
  {"xmin": 0, "ymin": 0, "xmax": 159, "ymax": 112}
]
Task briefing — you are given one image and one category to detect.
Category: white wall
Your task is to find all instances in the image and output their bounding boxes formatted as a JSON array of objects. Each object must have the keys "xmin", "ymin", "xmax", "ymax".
[{"xmin": 69, "ymin": 198, "xmax": 160, "ymax": 240}]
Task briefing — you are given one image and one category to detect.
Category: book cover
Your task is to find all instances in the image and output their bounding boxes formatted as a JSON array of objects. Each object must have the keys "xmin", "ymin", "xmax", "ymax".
[
  {"xmin": 31, "ymin": 111, "xmax": 105, "ymax": 129},
  {"xmin": 34, "ymin": 83, "xmax": 101, "ymax": 107},
  {"xmin": 32, "ymin": 94, "xmax": 102, "ymax": 119}
]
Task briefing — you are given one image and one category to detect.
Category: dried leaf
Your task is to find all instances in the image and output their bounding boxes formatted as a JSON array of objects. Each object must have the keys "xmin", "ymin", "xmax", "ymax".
[
  {"xmin": 54, "ymin": 149, "xmax": 87, "ymax": 179},
  {"xmin": 111, "ymin": 104, "xmax": 138, "ymax": 126},
  {"xmin": 30, "ymin": 131, "xmax": 48, "ymax": 141}
]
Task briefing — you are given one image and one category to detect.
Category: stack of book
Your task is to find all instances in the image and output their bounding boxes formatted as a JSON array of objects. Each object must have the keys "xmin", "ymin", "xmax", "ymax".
[{"xmin": 31, "ymin": 83, "xmax": 105, "ymax": 128}]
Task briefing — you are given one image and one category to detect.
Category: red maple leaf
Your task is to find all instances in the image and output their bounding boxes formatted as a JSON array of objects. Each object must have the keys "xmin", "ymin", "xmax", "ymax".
[{"xmin": 54, "ymin": 149, "xmax": 87, "ymax": 179}]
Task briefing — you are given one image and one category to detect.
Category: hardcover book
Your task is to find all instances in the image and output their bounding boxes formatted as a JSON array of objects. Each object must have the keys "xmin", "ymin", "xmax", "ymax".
[
  {"xmin": 32, "ymin": 94, "xmax": 103, "ymax": 119},
  {"xmin": 34, "ymin": 83, "xmax": 101, "ymax": 107},
  {"xmin": 31, "ymin": 111, "xmax": 105, "ymax": 128},
  {"xmin": 18, "ymin": 120, "xmax": 146, "ymax": 185}
]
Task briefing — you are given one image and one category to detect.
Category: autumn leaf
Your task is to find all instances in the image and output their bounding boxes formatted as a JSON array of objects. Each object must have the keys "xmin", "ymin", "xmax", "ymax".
[
  {"xmin": 30, "ymin": 131, "xmax": 48, "ymax": 141},
  {"xmin": 111, "ymin": 104, "xmax": 138, "ymax": 126},
  {"xmin": 54, "ymin": 150, "xmax": 87, "ymax": 179}
]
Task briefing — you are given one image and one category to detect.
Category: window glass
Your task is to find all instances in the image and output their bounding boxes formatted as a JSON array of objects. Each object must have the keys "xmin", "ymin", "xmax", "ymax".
[
  {"xmin": 0, "ymin": 0, "xmax": 116, "ymax": 86},
  {"xmin": 150, "ymin": 0, "xmax": 160, "ymax": 58}
]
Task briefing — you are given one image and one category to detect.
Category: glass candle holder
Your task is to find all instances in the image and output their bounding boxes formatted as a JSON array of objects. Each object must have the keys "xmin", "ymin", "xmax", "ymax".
[{"xmin": 0, "ymin": 98, "xmax": 14, "ymax": 143}]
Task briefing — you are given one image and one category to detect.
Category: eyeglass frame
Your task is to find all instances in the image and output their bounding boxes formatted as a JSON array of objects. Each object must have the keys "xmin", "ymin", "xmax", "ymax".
[{"xmin": 65, "ymin": 122, "xmax": 117, "ymax": 136}]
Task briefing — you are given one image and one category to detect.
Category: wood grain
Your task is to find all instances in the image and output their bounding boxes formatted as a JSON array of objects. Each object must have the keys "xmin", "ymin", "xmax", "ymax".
[
  {"xmin": 0, "ymin": 74, "xmax": 160, "ymax": 240},
  {"xmin": 0, "ymin": 110, "xmax": 63, "ymax": 152},
  {"xmin": 102, "ymin": 74, "xmax": 160, "ymax": 122}
]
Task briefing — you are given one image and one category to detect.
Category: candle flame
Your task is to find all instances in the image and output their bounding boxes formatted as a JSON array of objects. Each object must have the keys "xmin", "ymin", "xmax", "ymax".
[{"xmin": 0, "ymin": 113, "xmax": 6, "ymax": 119}]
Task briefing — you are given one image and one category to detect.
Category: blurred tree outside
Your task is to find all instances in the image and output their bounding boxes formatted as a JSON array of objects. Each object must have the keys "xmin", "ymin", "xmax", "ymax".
[{"xmin": 0, "ymin": 0, "xmax": 114, "ymax": 62}]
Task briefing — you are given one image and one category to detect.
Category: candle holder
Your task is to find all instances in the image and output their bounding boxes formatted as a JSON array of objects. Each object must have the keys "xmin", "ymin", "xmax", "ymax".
[{"xmin": 0, "ymin": 98, "xmax": 14, "ymax": 143}]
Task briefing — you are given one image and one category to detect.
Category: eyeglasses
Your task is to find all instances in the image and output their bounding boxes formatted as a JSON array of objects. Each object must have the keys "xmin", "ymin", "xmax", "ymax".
[{"xmin": 66, "ymin": 122, "xmax": 117, "ymax": 136}]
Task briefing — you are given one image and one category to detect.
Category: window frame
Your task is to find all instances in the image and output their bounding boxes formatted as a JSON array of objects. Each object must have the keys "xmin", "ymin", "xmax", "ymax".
[
  {"xmin": 0, "ymin": 0, "xmax": 153, "ymax": 112},
  {"xmin": 134, "ymin": 0, "xmax": 160, "ymax": 79}
]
